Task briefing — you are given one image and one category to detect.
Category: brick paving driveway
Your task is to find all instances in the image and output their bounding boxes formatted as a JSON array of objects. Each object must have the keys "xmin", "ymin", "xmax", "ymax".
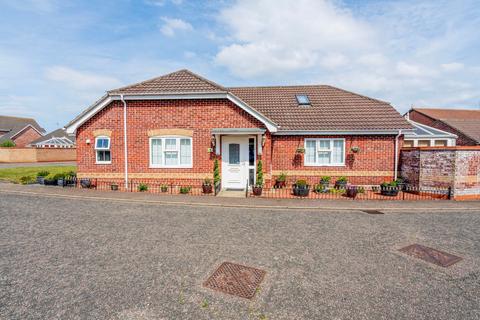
[{"xmin": 1, "ymin": 192, "xmax": 479, "ymax": 319}]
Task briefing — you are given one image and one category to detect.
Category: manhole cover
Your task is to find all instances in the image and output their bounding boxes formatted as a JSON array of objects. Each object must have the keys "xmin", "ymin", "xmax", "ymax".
[
  {"xmin": 203, "ymin": 262, "xmax": 266, "ymax": 299},
  {"xmin": 362, "ymin": 210, "xmax": 384, "ymax": 214},
  {"xmin": 399, "ymin": 244, "xmax": 462, "ymax": 267}
]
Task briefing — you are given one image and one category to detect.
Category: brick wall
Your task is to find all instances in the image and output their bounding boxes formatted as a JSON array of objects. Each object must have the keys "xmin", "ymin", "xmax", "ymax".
[
  {"xmin": 271, "ymin": 135, "xmax": 397, "ymax": 185},
  {"xmin": 409, "ymin": 110, "xmax": 477, "ymax": 146},
  {"xmin": 12, "ymin": 127, "xmax": 43, "ymax": 147},
  {"xmin": 400, "ymin": 146, "xmax": 480, "ymax": 200}
]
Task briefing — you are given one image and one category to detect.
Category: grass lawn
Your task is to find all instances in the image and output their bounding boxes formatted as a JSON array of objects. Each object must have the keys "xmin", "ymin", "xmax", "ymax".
[{"xmin": 0, "ymin": 166, "xmax": 76, "ymax": 183}]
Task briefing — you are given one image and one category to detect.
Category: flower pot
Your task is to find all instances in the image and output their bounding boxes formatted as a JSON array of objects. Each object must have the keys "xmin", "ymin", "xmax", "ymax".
[
  {"xmin": 111, "ymin": 184, "xmax": 119, "ymax": 191},
  {"xmin": 252, "ymin": 186, "xmax": 263, "ymax": 196},
  {"xmin": 274, "ymin": 180, "xmax": 286, "ymax": 188},
  {"xmin": 37, "ymin": 176, "xmax": 45, "ymax": 185},
  {"xmin": 380, "ymin": 186, "xmax": 399, "ymax": 196},
  {"xmin": 161, "ymin": 187, "xmax": 168, "ymax": 193},
  {"xmin": 335, "ymin": 181, "xmax": 347, "ymax": 189},
  {"xmin": 293, "ymin": 185, "xmax": 310, "ymax": 197},
  {"xmin": 57, "ymin": 179, "xmax": 65, "ymax": 187},
  {"xmin": 202, "ymin": 184, "xmax": 213, "ymax": 194},
  {"xmin": 80, "ymin": 179, "xmax": 91, "ymax": 188},
  {"xmin": 44, "ymin": 179, "xmax": 57, "ymax": 186},
  {"xmin": 346, "ymin": 187, "xmax": 358, "ymax": 198}
]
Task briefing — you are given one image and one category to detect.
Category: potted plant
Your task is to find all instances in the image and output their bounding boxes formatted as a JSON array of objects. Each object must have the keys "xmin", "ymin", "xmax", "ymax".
[
  {"xmin": 20, "ymin": 175, "xmax": 36, "ymax": 185},
  {"xmin": 36, "ymin": 170, "xmax": 49, "ymax": 185},
  {"xmin": 55, "ymin": 173, "xmax": 67, "ymax": 186},
  {"xmin": 395, "ymin": 177, "xmax": 406, "ymax": 191},
  {"xmin": 213, "ymin": 159, "xmax": 221, "ymax": 194},
  {"xmin": 138, "ymin": 183, "xmax": 148, "ymax": 192},
  {"xmin": 313, "ymin": 183, "xmax": 327, "ymax": 193},
  {"xmin": 380, "ymin": 181, "xmax": 399, "ymax": 196},
  {"xmin": 335, "ymin": 176, "xmax": 348, "ymax": 189},
  {"xmin": 179, "ymin": 186, "xmax": 192, "ymax": 194},
  {"xmin": 160, "ymin": 184, "xmax": 168, "ymax": 193},
  {"xmin": 252, "ymin": 160, "xmax": 264, "ymax": 196},
  {"xmin": 202, "ymin": 178, "xmax": 213, "ymax": 194},
  {"xmin": 319, "ymin": 176, "xmax": 330, "ymax": 188},
  {"xmin": 293, "ymin": 179, "xmax": 310, "ymax": 197},
  {"xmin": 44, "ymin": 174, "xmax": 58, "ymax": 186},
  {"xmin": 346, "ymin": 185, "xmax": 358, "ymax": 198},
  {"xmin": 295, "ymin": 147, "xmax": 305, "ymax": 154},
  {"xmin": 274, "ymin": 172, "xmax": 287, "ymax": 188},
  {"xmin": 110, "ymin": 183, "xmax": 119, "ymax": 191}
]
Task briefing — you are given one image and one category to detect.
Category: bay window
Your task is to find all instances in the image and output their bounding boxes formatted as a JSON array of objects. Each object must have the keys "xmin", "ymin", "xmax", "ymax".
[
  {"xmin": 304, "ymin": 138, "xmax": 345, "ymax": 166},
  {"xmin": 150, "ymin": 136, "xmax": 192, "ymax": 168}
]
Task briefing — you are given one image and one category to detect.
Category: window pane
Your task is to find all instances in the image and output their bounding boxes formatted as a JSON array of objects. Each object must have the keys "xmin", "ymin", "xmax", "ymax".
[
  {"xmin": 418, "ymin": 140, "xmax": 430, "ymax": 147},
  {"xmin": 97, "ymin": 150, "xmax": 111, "ymax": 162},
  {"xmin": 96, "ymin": 138, "xmax": 109, "ymax": 149},
  {"xmin": 164, "ymin": 151, "xmax": 178, "ymax": 165},
  {"xmin": 104, "ymin": 151, "xmax": 111, "ymax": 162},
  {"xmin": 319, "ymin": 140, "xmax": 330, "ymax": 150},
  {"xmin": 180, "ymin": 138, "xmax": 191, "ymax": 165},
  {"xmin": 229, "ymin": 144, "xmax": 240, "ymax": 165},
  {"xmin": 165, "ymin": 138, "xmax": 177, "ymax": 150},
  {"xmin": 248, "ymin": 138, "xmax": 255, "ymax": 166},
  {"xmin": 332, "ymin": 140, "xmax": 344, "ymax": 164},
  {"xmin": 318, "ymin": 151, "xmax": 331, "ymax": 164},
  {"xmin": 151, "ymin": 139, "xmax": 162, "ymax": 165},
  {"xmin": 305, "ymin": 140, "xmax": 316, "ymax": 163}
]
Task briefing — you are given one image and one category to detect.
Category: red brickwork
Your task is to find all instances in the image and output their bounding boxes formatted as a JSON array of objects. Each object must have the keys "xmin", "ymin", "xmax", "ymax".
[
  {"xmin": 12, "ymin": 127, "xmax": 43, "ymax": 147},
  {"xmin": 409, "ymin": 110, "xmax": 477, "ymax": 146}
]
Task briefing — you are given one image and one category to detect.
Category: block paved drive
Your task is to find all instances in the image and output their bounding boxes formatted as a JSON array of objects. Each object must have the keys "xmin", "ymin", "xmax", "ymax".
[{"xmin": 0, "ymin": 188, "xmax": 479, "ymax": 319}]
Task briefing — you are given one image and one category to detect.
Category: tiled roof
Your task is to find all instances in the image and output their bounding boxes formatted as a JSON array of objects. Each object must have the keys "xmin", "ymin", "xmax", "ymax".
[
  {"xmin": 229, "ymin": 85, "xmax": 412, "ymax": 131},
  {"xmin": 109, "ymin": 69, "xmax": 227, "ymax": 94},
  {"xmin": 0, "ymin": 115, "xmax": 45, "ymax": 143},
  {"xmin": 413, "ymin": 108, "xmax": 480, "ymax": 143}
]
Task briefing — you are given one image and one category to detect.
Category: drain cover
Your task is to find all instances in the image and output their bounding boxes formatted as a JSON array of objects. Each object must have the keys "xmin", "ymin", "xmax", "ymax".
[
  {"xmin": 399, "ymin": 244, "xmax": 462, "ymax": 267},
  {"xmin": 362, "ymin": 210, "xmax": 384, "ymax": 214},
  {"xmin": 203, "ymin": 262, "xmax": 266, "ymax": 299}
]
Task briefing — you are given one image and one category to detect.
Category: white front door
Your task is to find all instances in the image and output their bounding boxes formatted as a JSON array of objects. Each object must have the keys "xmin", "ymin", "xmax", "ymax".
[{"xmin": 221, "ymin": 136, "xmax": 249, "ymax": 190}]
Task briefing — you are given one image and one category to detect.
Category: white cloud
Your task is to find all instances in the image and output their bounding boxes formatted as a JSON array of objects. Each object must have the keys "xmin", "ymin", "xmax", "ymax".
[
  {"xmin": 45, "ymin": 66, "xmax": 122, "ymax": 90},
  {"xmin": 160, "ymin": 17, "xmax": 193, "ymax": 37},
  {"xmin": 441, "ymin": 62, "xmax": 464, "ymax": 72}
]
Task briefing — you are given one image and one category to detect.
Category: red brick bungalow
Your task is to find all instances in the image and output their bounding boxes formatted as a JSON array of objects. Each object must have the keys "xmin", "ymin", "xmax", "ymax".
[{"xmin": 65, "ymin": 69, "xmax": 412, "ymax": 190}]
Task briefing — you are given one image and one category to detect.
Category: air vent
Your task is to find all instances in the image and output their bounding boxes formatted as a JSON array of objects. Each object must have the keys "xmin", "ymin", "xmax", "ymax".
[{"xmin": 296, "ymin": 94, "xmax": 310, "ymax": 106}]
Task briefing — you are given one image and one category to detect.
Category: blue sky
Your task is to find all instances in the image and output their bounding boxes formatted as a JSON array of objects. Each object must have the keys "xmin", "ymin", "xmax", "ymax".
[{"xmin": 1, "ymin": 0, "xmax": 479, "ymax": 131}]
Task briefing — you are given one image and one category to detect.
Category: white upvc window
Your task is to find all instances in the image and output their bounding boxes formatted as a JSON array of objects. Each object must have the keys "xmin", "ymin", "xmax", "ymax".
[
  {"xmin": 149, "ymin": 136, "xmax": 192, "ymax": 168},
  {"xmin": 95, "ymin": 136, "xmax": 111, "ymax": 164},
  {"xmin": 304, "ymin": 138, "xmax": 345, "ymax": 166}
]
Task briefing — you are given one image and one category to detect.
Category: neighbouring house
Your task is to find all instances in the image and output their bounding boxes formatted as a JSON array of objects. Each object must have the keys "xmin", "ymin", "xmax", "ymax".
[
  {"xmin": 406, "ymin": 108, "xmax": 480, "ymax": 146},
  {"xmin": 29, "ymin": 128, "xmax": 76, "ymax": 148},
  {"xmin": 65, "ymin": 69, "xmax": 412, "ymax": 190},
  {"xmin": 403, "ymin": 119, "xmax": 457, "ymax": 147},
  {"xmin": 0, "ymin": 115, "xmax": 46, "ymax": 147}
]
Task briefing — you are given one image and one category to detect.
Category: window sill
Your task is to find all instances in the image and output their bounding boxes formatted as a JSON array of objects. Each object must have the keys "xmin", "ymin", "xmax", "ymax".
[
  {"xmin": 95, "ymin": 161, "xmax": 112, "ymax": 165},
  {"xmin": 304, "ymin": 163, "xmax": 346, "ymax": 167}
]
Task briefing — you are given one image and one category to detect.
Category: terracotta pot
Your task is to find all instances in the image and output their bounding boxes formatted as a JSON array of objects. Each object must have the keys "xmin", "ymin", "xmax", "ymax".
[
  {"xmin": 202, "ymin": 184, "xmax": 213, "ymax": 194},
  {"xmin": 274, "ymin": 180, "xmax": 286, "ymax": 188},
  {"xmin": 252, "ymin": 186, "xmax": 263, "ymax": 196}
]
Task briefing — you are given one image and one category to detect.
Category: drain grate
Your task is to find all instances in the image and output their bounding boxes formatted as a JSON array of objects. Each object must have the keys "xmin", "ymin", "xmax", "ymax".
[
  {"xmin": 362, "ymin": 210, "xmax": 384, "ymax": 214},
  {"xmin": 203, "ymin": 262, "xmax": 266, "ymax": 299},
  {"xmin": 399, "ymin": 244, "xmax": 462, "ymax": 267}
]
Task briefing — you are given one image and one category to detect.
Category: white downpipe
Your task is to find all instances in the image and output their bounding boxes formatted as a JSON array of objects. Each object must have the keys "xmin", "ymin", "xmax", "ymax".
[
  {"xmin": 121, "ymin": 95, "xmax": 129, "ymax": 190},
  {"xmin": 394, "ymin": 130, "xmax": 402, "ymax": 180}
]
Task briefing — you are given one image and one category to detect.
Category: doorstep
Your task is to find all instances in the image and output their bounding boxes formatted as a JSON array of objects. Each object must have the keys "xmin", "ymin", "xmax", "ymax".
[{"xmin": 217, "ymin": 190, "xmax": 246, "ymax": 198}]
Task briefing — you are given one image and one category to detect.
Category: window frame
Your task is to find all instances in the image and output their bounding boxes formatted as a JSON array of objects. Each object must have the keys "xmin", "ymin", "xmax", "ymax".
[
  {"xmin": 304, "ymin": 138, "xmax": 345, "ymax": 167},
  {"xmin": 95, "ymin": 136, "xmax": 111, "ymax": 164},
  {"xmin": 149, "ymin": 136, "xmax": 193, "ymax": 168}
]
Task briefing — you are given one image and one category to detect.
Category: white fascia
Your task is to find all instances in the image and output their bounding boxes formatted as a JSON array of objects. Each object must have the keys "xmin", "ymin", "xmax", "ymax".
[{"xmin": 65, "ymin": 92, "xmax": 278, "ymax": 134}]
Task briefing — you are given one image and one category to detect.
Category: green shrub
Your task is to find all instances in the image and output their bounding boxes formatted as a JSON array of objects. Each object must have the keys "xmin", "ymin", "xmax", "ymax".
[
  {"xmin": 65, "ymin": 170, "xmax": 76, "ymax": 177},
  {"xmin": 381, "ymin": 181, "xmax": 398, "ymax": 188},
  {"xmin": 314, "ymin": 184, "xmax": 326, "ymax": 193},
  {"xmin": 256, "ymin": 160, "xmax": 264, "ymax": 186},
  {"xmin": 203, "ymin": 178, "xmax": 212, "ymax": 186},
  {"xmin": 357, "ymin": 186, "xmax": 365, "ymax": 194},
  {"xmin": 138, "ymin": 183, "xmax": 148, "ymax": 192},
  {"xmin": 52, "ymin": 173, "xmax": 66, "ymax": 180},
  {"xmin": 179, "ymin": 186, "xmax": 191, "ymax": 194},
  {"xmin": 19, "ymin": 175, "xmax": 36, "ymax": 184},
  {"xmin": 329, "ymin": 188, "xmax": 346, "ymax": 194},
  {"xmin": 37, "ymin": 170, "xmax": 50, "ymax": 177},
  {"xmin": 295, "ymin": 179, "xmax": 308, "ymax": 187},
  {"xmin": 0, "ymin": 140, "xmax": 15, "ymax": 147},
  {"xmin": 160, "ymin": 184, "xmax": 168, "ymax": 192},
  {"xmin": 277, "ymin": 172, "xmax": 287, "ymax": 182},
  {"xmin": 320, "ymin": 176, "xmax": 331, "ymax": 183},
  {"xmin": 213, "ymin": 159, "xmax": 220, "ymax": 185},
  {"xmin": 336, "ymin": 176, "xmax": 348, "ymax": 183}
]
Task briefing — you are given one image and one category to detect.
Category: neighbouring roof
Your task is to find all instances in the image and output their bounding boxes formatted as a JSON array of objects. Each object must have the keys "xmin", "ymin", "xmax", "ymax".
[
  {"xmin": 0, "ymin": 115, "xmax": 45, "ymax": 143},
  {"xmin": 109, "ymin": 69, "xmax": 227, "ymax": 95},
  {"xmin": 411, "ymin": 108, "xmax": 480, "ymax": 143},
  {"xmin": 229, "ymin": 85, "xmax": 412, "ymax": 131},
  {"xmin": 29, "ymin": 128, "xmax": 75, "ymax": 147},
  {"xmin": 67, "ymin": 69, "xmax": 412, "ymax": 133},
  {"xmin": 404, "ymin": 120, "xmax": 457, "ymax": 139}
]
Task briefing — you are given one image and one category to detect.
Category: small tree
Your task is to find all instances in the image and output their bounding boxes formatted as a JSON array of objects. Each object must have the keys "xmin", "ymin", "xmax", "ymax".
[
  {"xmin": 0, "ymin": 140, "xmax": 15, "ymax": 147},
  {"xmin": 213, "ymin": 158, "xmax": 220, "ymax": 185},
  {"xmin": 256, "ymin": 160, "xmax": 264, "ymax": 186}
]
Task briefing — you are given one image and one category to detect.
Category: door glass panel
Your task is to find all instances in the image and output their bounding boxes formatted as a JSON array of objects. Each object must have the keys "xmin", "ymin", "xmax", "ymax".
[
  {"xmin": 248, "ymin": 138, "xmax": 255, "ymax": 166},
  {"xmin": 229, "ymin": 144, "xmax": 240, "ymax": 164},
  {"xmin": 249, "ymin": 168, "xmax": 254, "ymax": 186}
]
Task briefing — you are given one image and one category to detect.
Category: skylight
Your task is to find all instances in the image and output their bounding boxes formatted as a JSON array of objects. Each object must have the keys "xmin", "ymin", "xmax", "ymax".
[{"xmin": 296, "ymin": 94, "xmax": 310, "ymax": 105}]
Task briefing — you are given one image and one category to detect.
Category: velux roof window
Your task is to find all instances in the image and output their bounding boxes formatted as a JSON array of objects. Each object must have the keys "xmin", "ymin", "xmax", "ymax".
[{"xmin": 296, "ymin": 94, "xmax": 310, "ymax": 106}]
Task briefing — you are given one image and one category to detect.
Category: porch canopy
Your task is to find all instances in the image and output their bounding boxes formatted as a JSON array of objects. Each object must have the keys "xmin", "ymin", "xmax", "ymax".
[{"xmin": 211, "ymin": 128, "xmax": 266, "ymax": 155}]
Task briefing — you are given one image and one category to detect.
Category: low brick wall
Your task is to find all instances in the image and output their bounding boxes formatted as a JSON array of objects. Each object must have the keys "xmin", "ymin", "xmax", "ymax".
[
  {"xmin": 0, "ymin": 147, "xmax": 76, "ymax": 163},
  {"xmin": 401, "ymin": 146, "xmax": 480, "ymax": 200}
]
